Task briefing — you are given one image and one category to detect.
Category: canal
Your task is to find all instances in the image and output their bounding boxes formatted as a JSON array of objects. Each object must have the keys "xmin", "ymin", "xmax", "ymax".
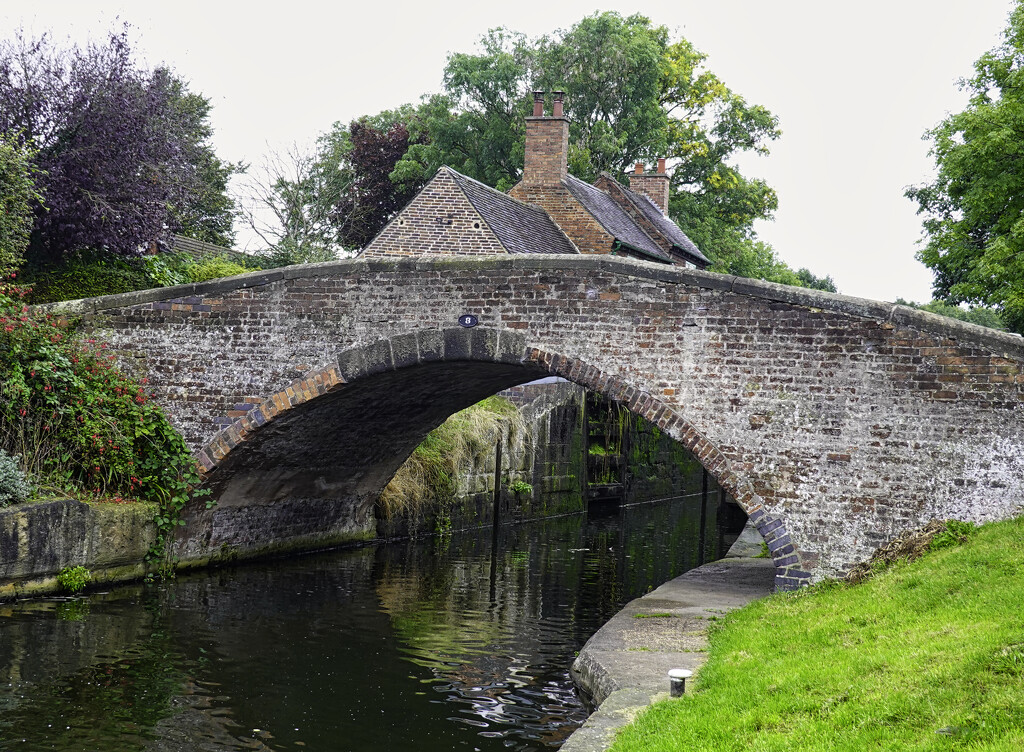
[{"xmin": 0, "ymin": 495, "xmax": 746, "ymax": 751}]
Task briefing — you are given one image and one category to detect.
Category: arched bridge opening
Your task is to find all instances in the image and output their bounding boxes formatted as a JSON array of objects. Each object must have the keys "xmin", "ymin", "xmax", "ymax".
[{"xmin": 183, "ymin": 327, "xmax": 770, "ymax": 583}]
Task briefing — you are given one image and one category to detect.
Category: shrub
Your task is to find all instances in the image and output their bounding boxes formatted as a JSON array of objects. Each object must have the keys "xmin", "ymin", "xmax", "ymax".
[
  {"xmin": 25, "ymin": 250, "xmax": 260, "ymax": 304},
  {"xmin": 56, "ymin": 565, "xmax": 91, "ymax": 594},
  {"xmin": 184, "ymin": 257, "xmax": 252, "ymax": 283},
  {"xmin": 24, "ymin": 250, "xmax": 153, "ymax": 304},
  {"xmin": 0, "ymin": 136, "xmax": 42, "ymax": 274},
  {"xmin": 0, "ymin": 282, "xmax": 206, "ymax": 570},
  {"xmin": 0, "ymin": 448, "xmax": 31, "ymax": 506}
]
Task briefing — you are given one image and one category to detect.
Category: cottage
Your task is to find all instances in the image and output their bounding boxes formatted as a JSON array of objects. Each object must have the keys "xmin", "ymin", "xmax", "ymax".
[{"xmin": 361, "ymin": 91, "xmax": 708, "ymax": 270}]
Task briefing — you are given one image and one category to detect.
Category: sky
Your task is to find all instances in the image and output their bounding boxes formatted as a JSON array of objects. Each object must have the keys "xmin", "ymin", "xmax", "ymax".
[{"xmin": 1, "ymin": 0, "xmax": 1016, "ymax": 304}]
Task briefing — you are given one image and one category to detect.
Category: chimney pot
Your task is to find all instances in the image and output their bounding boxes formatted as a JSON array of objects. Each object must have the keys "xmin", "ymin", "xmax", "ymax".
[
  {"xmin": 553, "ymin": 91, "xmax": 565, "ymax": 118},
  {"xmin": 634, "ymin": 163, "xmax": 644, "ymax": 174},
  {"xmin": 657, "ymin": 158, "xmax": 666, "ymax": 174},
  {"xmin": 532, "ymin": 91, "xmax": 544, "ymax": 117}
]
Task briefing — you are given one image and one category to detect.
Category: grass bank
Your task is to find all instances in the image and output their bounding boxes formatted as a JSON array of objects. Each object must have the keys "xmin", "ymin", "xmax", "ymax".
[
  {"xmin": 611, "ymin": 517, "xmax": 1024, "ymax": 751},
  {"xmin": 377, "ymin": 395, "xmax": 525, "ymax": 520}
]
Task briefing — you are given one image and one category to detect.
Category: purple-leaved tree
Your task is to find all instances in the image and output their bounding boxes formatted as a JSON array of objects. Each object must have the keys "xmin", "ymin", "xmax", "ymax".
[{"xmin": 0, "ymin": 27, "xmax": 234, "ymax": 266}]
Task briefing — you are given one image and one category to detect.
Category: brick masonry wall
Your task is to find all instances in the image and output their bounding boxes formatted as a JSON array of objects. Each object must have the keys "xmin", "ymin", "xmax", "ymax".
[
  {"xmin": 522, "ymin": 116, "xmax": 569, "ymax": 186},
  {"xmin": 509, "ymin": 183, "xmax": 615, "ymax": 255},
  {"xmin": 627, "ymin": 172, "xmax": 670, "ymax": 214},
  {"xmin": 58, "ymin": 255, "xmax": 1024, "ymax": 589},
  {"xmin": 363, "ymin": 169, "xmax": 508, "ymax": 258}
]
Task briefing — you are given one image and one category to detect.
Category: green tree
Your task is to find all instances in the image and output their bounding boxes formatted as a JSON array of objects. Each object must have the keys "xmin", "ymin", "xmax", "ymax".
[
  {"xmin": 537, "ymin": 14, "xmax": 669, "ymax": 180},
  {"xmin": 388, "ymin": 13, "xmax": 781, "ymax": 220},
  {"xmin": 894, "ymin": 298, "xmax": 1006, "ymax": 330},
  {"xmin": 0, "ymin": 28, "xmax": 238, "ymax": 266},
  {"xmin": 166, "ymin": 77, "xmax": 243, "ymax": 248},
  {"xmin": 239, "ymin": 142, "xmax": 347, "ymax": 264},
  {"xmin": 321, "ymin": 12, "xmax": 833, "ymax": 289},
  {"xmin": 907, "ymin": 1, "xmax": 1024, "ymax": 333},
  {"xmin": 0, "ymin": 135, "xmax": 41, "ymax": 273},
  {"xmin": 706, "ymin": 235, "xmax": 836, "ymax": 291}
]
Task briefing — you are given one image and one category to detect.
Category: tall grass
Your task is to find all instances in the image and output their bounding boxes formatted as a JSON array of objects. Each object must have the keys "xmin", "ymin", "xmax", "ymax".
[
  {"xmin": 612, "ymin": 516, "xmax": 1024, "ymax": 751},
  {"xmin": 377, "ymin": 396, "xmax": 525, "ymax": 520}
]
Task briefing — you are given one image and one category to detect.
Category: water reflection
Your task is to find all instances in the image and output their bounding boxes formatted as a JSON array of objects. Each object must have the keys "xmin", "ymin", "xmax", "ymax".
[{"xmin": 0, "ymin": 496, "xmax": 745, "ymax": 751}]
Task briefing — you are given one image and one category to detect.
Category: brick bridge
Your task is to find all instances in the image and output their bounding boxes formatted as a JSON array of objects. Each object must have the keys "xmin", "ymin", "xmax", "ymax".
[{"xmin": 61, "ymin": 255, "xmax": 1024, "ymax": 589}]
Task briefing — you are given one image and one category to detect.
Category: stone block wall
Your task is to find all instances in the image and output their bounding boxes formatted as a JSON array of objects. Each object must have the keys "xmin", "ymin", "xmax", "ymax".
[
  {"xmin": 378, "ymin": 381, "xmax": 585, "ymax": 539},
  {"xmin": 626, "ymin": 413, "xmax": 712, "ymax": 503},
  {"xmin": 0, "ymin": 500, "xmax": 157, "ymax": 598}
]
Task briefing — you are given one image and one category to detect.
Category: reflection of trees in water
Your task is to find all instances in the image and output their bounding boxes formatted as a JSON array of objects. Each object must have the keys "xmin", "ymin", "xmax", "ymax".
[
  {"xmin": 371, "ymin": 499, "xmax": 746, "ymax": 747},
  {"xmin": 0, "ymin": 591, "xmax": 201, "ymax": 751}
]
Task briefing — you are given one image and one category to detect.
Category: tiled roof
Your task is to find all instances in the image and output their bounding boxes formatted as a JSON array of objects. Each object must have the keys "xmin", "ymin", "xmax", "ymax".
[
  {"xmin": 614, "ymin": 187, "xmax": 710, "ymax": 266},
  {"xmin": 563, "ymin": 175, "xmax": 672, "ymax": 262},
  {"xmin": 446, "ymin": 168, "xmax": 578, "ymax": 255}
]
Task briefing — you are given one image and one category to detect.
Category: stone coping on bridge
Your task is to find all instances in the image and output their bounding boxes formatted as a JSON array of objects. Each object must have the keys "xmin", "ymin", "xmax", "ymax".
[{"xmin": 38, "ymin": 254, "xmax": 1024, "ymax": 361}]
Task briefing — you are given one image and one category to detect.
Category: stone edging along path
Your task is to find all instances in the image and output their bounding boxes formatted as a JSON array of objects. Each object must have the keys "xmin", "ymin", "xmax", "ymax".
[{"xmin": 561, "ymin": 526, "xmax": 776, "ymax": 752}]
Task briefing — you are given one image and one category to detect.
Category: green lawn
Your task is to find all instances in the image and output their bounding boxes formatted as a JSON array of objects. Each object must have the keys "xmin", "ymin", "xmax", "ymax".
[{"xmin": 611, "ymin": 517, "xmax": 1024, "ymax": 751}]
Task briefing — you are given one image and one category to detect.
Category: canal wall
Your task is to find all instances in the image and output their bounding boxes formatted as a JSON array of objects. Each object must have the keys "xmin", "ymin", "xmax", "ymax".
[
  {"xmin": 0, "ymin": 383, "xmax": 734, "ymax": 599},
  {"xmin": 0, "ymin": 499, "xmax": 157, "ymax": 600},
  {"xmin": 0, "ymin": 384, "xmax": 588, "ymax": 598},
  {"xmin": 377, "ymin": 381, "xmax": 587, "ymax": 539}
]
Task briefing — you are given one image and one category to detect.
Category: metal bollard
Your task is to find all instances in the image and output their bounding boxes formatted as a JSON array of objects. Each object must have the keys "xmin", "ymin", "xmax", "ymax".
[{"xmin": 668, "ymin": 668, "xmax": 693, "ymax": 697}]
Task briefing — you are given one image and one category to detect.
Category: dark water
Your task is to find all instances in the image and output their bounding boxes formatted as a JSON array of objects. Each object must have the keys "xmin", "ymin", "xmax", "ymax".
[{"xmin": 0, "ymin": 496, "xmax": 746, "ymax": 752}]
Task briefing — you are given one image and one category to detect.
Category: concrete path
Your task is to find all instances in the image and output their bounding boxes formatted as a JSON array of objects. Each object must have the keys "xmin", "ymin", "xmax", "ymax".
[{"xmin": 561, "ymin": 525, "xmax": 775, "ymax": 751}]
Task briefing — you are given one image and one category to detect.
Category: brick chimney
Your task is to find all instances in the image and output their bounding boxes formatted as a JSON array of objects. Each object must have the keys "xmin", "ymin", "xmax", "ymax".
[
  {"xmin": 523, "ymin": 91, "xmax": 568, "ymax": 186},
  {"xmin": 629, "ymin": 158, "xmax": 670, "ymax": 214}
]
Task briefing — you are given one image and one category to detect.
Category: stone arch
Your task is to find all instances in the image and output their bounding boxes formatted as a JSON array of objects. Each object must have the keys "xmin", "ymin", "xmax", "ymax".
[{"xmin": 194, "ymin": 326, "xmax": 802, "ymax": 589}]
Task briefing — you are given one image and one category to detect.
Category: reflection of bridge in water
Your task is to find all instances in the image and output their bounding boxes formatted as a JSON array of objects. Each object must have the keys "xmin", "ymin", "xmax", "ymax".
[{"xmin": 64, "ymin": 253, "xmax": 1024, "ymax": 588}]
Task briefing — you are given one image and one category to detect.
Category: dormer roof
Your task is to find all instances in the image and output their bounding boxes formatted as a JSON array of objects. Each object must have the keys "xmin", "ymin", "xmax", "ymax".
[{"xmin": 594, "ymin": 173, "xmax": 709, "ymax": 267}]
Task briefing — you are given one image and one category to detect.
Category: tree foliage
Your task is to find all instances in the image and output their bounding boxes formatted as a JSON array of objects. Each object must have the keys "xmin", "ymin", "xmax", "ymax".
[
  {"xmin": 705, "ymin": 235, "xmax": 836, "ymax": 291},
  {"xmin": 0, "ymin": 28, "xmax": 238, "ymax": 267},
  {"xmin": 331, "ymin": 117, "xmax": 424, "ymax": 249},
  {"xmin": 165, "ymin": 77, "xmax": 242, "ymax": 247},
  {"xmin": 0, "ymin": 136, "xmax": 41, "ymax": 272},
  {"xmin": 0, "ymin": 282, "xmax": 205, "ymax": 568},
  {"xmin": 907, "ymin": 2, "xmax": 1024, "ymax": 333},
  {"xmin": 894, "ymin": 298, "xmax": 1006, "ymax": 331},
  {"xmin": 291, "ymin": 11, "xmax": 832, "ymax": 289},
  {"xmin": 238, "ymin": 142, "xmax": 347, "ymax": 264}
]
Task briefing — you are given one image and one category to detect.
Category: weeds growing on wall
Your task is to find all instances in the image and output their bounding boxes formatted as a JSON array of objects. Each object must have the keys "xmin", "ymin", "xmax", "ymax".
[
  {"xmin": 56, "ymin": 565, "xmax": 91, "ymax": 594},
  {"xmin": 0, "ymin": 282, "xmax": 207, "ymax": 573},
  {"xmin": 377, "ymin": 396, "xmax": 526, "ymax": 520}
]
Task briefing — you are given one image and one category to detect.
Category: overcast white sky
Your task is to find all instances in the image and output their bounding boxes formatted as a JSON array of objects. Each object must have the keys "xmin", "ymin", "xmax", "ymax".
[{"xmin": 2, "ymin": 0, "xmax": 1016, "ymax": 303}]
